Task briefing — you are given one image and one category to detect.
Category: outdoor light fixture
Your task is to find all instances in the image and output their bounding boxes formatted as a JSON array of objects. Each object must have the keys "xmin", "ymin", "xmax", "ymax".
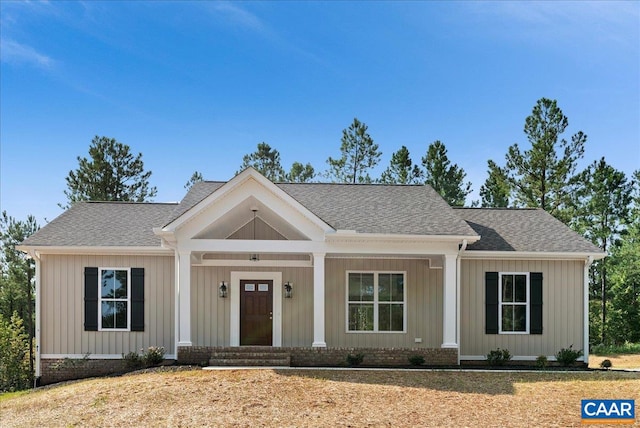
[
  {"xmin": 284, "ymin": 281, "xmax": 293, "ymax": 299},
  {"xmin": 249, "ymin": 207, "xmax": 260, "ymax": 262},
  {"xmin": 218, "ymin": 281, "xmax": 228, "ymax": 298}
]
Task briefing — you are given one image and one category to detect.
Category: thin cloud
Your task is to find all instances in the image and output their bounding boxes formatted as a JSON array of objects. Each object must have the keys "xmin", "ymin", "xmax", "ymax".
[
  {"xmin": 0, "ymin": 38, "xmax": 54, "ymax": 69},
  {"xmin": 210, "ymin": 1, "xmax": 267, "ymax": 34}
]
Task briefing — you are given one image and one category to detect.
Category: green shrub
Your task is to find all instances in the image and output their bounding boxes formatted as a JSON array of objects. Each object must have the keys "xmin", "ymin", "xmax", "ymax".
[
  {"xmin": 599, "ymin": 359, "xmax": 612, "ymax": 370},
  {"xmin": 486, "ymin": 348, "xmax": 511, "ymax": 366},
  {"xmin": 346, "ymin": 353, "xmax": 364, "ymax": 366},
  {"xmin": 0, "ymin": 313, "xmax": 32, "ymax": 392},
  {"xmin": 408, "ymin": 355, "xmax": 425, "ymax": 366},
  {"xmin": 142, "ymin": 346, "xmax": 165, "ymax": 367},
  {"xmin": 122, "ymin": 351, "xmax": 143, "ymax": 369},
  {"xmin": 555, "ymin": 345, "xmax": 583, "ymax": 366},
  {"xmin": 536, "ymin": 355, "xmax": 548, "ymax": 369}
]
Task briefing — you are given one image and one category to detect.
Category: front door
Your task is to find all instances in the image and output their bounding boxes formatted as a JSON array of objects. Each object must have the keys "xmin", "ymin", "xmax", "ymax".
[{"xmin": 240, "ymin": 280, "xmax": 273, "ymax": 346}]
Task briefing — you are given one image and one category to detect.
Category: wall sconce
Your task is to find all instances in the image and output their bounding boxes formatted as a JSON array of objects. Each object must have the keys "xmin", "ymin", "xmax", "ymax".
[
  {"xmin": 219, "ymin": 281, "xmax": 228, "ymax": 298},
  {"xmin": 284, "ymin": 282, "xmax": 293, "ymax": 299}
]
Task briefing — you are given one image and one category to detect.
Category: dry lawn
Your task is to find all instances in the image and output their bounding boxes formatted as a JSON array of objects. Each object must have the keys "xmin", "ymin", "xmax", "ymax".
[
  {"xmin": 2, "ymin": 368, "xmax": 639, "ymax": 427},
  {"xmin": 589, "ymin": 353, "xmax": 640, "ymax": 370}
]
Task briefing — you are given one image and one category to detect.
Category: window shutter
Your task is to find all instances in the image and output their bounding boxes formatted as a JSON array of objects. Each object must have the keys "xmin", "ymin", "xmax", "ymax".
[
  {"xmin": 84, "ymin": 267, "xmax": 99, "ymax": 331},
  {"xmin": 485, "ymin": 272, "xmax": 499, "ymax": 334},
  {"xmin": 530, "ymin": 272, "xmax": 543, "ymax": 334},
  {"xmin": 131, "ymin": 268, "xmax": 145, "ymax": 331}
]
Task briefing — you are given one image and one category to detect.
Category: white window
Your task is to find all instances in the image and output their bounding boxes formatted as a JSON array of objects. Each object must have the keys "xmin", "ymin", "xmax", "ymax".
[
  {"xmin": 347, "ymin": 271, "xmax": 405, "ymax": 333},
  {"xmin": 499, "ymin": 272, "xmax": 529, "ymax": 334},
  {"xmin": 99, "ymin": 268, "xmax": 130, "ymax": 331}
]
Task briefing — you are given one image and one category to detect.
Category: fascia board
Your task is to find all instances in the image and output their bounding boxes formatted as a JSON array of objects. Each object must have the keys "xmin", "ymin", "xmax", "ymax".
[
  {"xmin": 327, "ymin": 232, "xmax": 480, "ymax": 243},
  {"xmin": 16, "ymin": 245, "xmax": 173, "ymax": 256},
  {"xmin": 460, "ymin": 250, "xmax": 606, "ymax": 260}
]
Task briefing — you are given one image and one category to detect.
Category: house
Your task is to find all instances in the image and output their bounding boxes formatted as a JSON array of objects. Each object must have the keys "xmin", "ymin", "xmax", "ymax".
[{"xmin": 18, "ymin": 168, "xmax": 604, "ymax": 384}]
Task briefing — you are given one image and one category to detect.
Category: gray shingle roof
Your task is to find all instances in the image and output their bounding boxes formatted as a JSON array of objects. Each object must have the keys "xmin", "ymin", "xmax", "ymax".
[
  {"xmin": 21, "ymin": 202, "xmax": 177, "ymax": 247},
  {"xmin": 20, "ymin": 180, "xmax": 603, "ymax": 255},
  {"xmin": 455, "ymin": 207, "xmax": 602, "ymax": 253},
  {"xmin": 165, "ymin": 181, "xmax": 477, "ymax": 236}
]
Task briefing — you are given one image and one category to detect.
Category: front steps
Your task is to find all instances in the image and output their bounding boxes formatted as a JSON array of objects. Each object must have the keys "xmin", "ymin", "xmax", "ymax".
[{"xmin": 208, "ymin": 347, "xmax": 291, "ymax": 367}]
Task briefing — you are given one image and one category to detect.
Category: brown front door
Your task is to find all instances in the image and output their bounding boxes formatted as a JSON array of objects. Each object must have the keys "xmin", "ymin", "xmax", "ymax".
[{"xmin": 240, "ymin": 280, "xmax": 273, "ymax": 346}]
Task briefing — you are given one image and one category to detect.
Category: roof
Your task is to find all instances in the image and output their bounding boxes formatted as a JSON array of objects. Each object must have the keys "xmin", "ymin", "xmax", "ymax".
[
  {"xmin": 456, "ymin": 207, "xmax": 602, "ymax": 253},
  {"xmin": 171, "ymin": 181, "xmax": 476, "ymax": 236},
  {"xmin": 19, "ymin": 178, "xmax": 602, "ymax": 255},
  {"xmin": 21, "ymin": 202, "xmax": 177, "ymax": 247}
]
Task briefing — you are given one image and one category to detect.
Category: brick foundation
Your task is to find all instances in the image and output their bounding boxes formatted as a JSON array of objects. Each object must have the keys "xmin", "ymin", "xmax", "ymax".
[
  {"xmin": 178, "ymin": 346, "xmax": 458, "ymax": 367},
  {"xmin": 40, "ymin": 358, "xmax": 130, "ymax": 385}
]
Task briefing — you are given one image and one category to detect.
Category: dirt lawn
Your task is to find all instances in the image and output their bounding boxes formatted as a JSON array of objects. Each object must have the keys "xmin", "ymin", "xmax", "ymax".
[
  {"xmin": 1, "ymin": 369, "xmax": 639, "ymax": 427},
  {"xmin": 589, "ymin": 353, "xmax": 640, "ymax": 370}
]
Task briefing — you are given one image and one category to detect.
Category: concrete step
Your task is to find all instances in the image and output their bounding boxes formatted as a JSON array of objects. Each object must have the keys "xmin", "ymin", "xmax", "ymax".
[
  {"xmin": 209, "ymin": 357, "xmax": 291, "ymax": 367},
  {"xmin": 209, "ymin": 352, "xmax": 289, "ymax": 360}
]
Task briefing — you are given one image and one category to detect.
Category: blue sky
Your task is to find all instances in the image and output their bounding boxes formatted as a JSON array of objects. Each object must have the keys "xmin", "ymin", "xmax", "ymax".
[{"xmin": 1, "ymin": 1, "xmax": 638, "ymax": 225}]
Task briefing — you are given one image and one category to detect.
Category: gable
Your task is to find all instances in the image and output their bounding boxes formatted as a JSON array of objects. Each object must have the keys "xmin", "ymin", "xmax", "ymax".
[{"xmin": 162, "ymin": 168, "xmax": 333, "ymax": 242}]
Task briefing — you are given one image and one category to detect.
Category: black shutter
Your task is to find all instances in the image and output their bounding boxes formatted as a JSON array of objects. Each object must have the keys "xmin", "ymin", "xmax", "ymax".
[
  {"xmin": 84, "ymin": 267, "xmax": 99, "ymax": 331},
  {"xmin": 530, "ymin": 272, "xmax": 543, "ymax": 334},
  {"xmin": 131, "ymin": 268, "xmax": 145, "ymax": 331},
  {"xmin": 485, "ymin": 272, "xmax": 499, "ymax": 334}
]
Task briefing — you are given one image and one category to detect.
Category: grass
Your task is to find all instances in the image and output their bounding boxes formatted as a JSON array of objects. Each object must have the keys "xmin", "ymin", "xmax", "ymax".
[
  {"xmin": 589, "ymin": 353, "xmax": 640, "ymax": 369},
  {"xmin": 1, "ymin": 368, "xmax": 639, "ymax": 427},
  {"xmin": 591, "ymin": 342, "xmax": 640, "ymax": 356}
]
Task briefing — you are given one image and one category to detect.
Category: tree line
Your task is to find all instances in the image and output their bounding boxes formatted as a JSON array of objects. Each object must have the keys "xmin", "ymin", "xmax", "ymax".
[{"xmin": 1, "ymin": 97, "xmax": 638, "ymax": 390}]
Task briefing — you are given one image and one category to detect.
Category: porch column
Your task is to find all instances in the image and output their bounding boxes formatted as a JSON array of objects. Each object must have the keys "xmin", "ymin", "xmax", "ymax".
[
  {"xmin": 442, "ymin": 254, "xmax": 458, "ymax": 348},
  {"xmin": 312, "ymin": 252, "xmax": 327, "ymax": 347},
  {"xmin": 177, "ymin": 250, "xmax": 192, "ymax": 347}
]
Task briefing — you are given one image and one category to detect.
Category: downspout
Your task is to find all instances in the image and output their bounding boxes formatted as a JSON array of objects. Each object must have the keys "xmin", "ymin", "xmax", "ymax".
[
  {"xmin": 456, "ymin": 240, "xmax": 468, "ymax": 366},
  {"xmin": 584, "ymin": 256, "xmax": 594, "ymax": 364},
  {"xmin": 30, "ymin": 250, "xmax": 41, "ymax": 385}
]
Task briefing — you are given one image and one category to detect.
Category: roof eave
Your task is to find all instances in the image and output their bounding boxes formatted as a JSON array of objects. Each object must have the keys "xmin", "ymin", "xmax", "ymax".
[
  {"xmin": 327, "ymin": 232, "xmax": 481, "ymax": 243},
  {"xmin": 460, "ymin": 250, "xmax": 606, "ymax": 260},
  {"xmin": 16, "ymin": 245, "xmax": 173, "ymax": 257}
]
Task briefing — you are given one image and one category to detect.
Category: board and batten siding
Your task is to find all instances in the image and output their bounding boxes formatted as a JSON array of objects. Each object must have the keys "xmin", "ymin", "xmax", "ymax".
[
  {"xmin": 191, "ymin": 266, "xmax": 313, "ymax": 347},
  {"xmin": 460, "ymin": 259, "xmax": 585, "ymax": 358},
  {"xmin": 40, "ymin": 254, "xmax": 174, "ymax": 356},
  {"xmin": 325, "ymin": 258, "xmax": 442, "ymax": 348}
]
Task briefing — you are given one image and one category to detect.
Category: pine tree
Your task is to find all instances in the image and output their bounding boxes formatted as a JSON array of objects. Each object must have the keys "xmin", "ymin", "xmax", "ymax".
[
  {"xmin": 326, "ymin": 118, "xmax": 381, "ymax": 183},
  {"xmin": 480, "ymin": 160, "xmax": 510, "ymax": 207},
  {"xmin": 62, "ymin": 136, "xmax": 157, "ymax": 208},
  {"xmin": 379, "ymin": 146, "xmax": 423, "ymax": 184},
  {"xmin": 422, "ymin": 141, "xmax": 471, "ymax": 206},
  {"xmin": 239, "ymin": 142, "xmax": 286, "ymax": 181},
  {"xmin": 505, "ymin": 98, "xmax": 586, "ymax": 223}
]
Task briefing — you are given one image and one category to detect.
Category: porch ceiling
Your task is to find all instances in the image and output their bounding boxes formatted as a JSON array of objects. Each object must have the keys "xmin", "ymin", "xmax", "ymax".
[{"xmin": 193, "ymin": 196, "xmax": 309, "ymax": 241}]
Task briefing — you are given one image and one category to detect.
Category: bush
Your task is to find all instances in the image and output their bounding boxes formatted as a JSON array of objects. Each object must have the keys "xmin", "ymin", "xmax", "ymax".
[
  {"xmin": 555, "ymin": 345, "xmax": 583, "ymax": 366},
  {"xmin": 142, "ymin": 346, "xmax": 165, "ymax": 367},
  {"xmin": 536, "ymin": 355, "xmax": 548, "ymax": 369},
  {"xmin": 408, "ymin": 355, "xmax": 425, "ymax": 366},
  {"xmin": 0, "ymin": 313, "xmax": 32, "ymax": 392},
  {"xmin": 599, "ymin": 359, "xmax": 612, "ymax": 370},
  {"xmin": 122, "ymin": 351, "xmax": 143, "ymax": 369},
  {"xmin": 346, "ymin": 353, "xmax": 364, "ymax": 366},
  {"xmin": 486, "ymin": 348, "xmax": 511, "ymax": 366}
]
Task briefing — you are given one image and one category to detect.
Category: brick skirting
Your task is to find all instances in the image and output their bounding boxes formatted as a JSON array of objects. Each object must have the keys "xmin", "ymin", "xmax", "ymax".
[
  {"xmin": 40, "ymin": 358, "xmax": 129, "ymax": 385},
  {"xmin": 178, "ymin": 346, "xmax": 458, "ymax": 367}
]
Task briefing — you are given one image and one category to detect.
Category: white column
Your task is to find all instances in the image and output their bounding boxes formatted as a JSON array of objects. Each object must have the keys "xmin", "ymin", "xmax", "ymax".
[
  {"xmin": 177, "ymin": 250, "xmax": 192, "ymax": 347},
  {"xmin": 442, "ymin": 254, "xmax": 458, "ymax": 348},
  {"xmin": 312, "ymin": 253, "xmax": 326, "ymax": 347}
]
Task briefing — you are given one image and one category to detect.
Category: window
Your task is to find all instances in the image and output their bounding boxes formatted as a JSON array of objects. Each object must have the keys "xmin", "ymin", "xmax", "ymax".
[
  {"xmin": 485, "ymin": 271, "xmax": 542, "ymax": 335},
  {"xmin": 84, "ymin": 267, "xmax": 144, "ymax": 332},
  {"xmin": 99, "ymin": 268, "xmax": 130, "ymax": 330},
  {"xmin": 499, "ymin": 273, "xmax": 529, "ymax": 333},
  {"xmin": 347, "ymin": 271, "xmax": 405, "ymax": 332}
]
